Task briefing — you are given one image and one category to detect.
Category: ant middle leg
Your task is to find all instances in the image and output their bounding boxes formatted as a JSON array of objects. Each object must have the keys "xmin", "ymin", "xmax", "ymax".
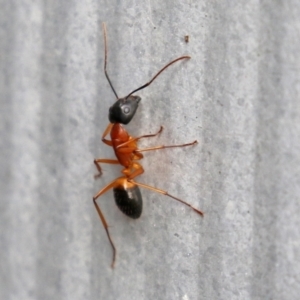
[{"xmin": 94, "ymin": 158, "xmax": 120, "ymax": 178}]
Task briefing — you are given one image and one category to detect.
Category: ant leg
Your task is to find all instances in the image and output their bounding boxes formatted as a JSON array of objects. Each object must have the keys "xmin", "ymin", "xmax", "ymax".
[
  {"xmin": 101, "ymin": 123, "xmax": 114, "ymax": 146},
  {"xmin": 116, "ymin": 126, "xmax": 163, "ymax": 149},
  {"xmin": 129, "ymin": 180, "xmax": 204, "ymax": 216},
  {"xmin": 94, "ymin": 159, "xmax": 120, "ymax": 179},
  {"xmin": 93, "ymin": 179, "xmax": 120, "ymax": 268},
  {"xmin": 135, "ymin": 140, "xmax": 197, "ymax": 153},
  {"xmin": 94, "ymin": 202, "xmax": 116, "ymax": 268}
]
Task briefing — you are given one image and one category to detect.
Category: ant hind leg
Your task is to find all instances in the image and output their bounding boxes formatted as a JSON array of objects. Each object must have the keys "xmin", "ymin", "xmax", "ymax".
[
  {"xmin": 129, "ymin": 179, "xmax": 203, "ymax": 216},
  {"xmin": 93, "ymin": 178, "xmax": 122, "ymax": 268}
]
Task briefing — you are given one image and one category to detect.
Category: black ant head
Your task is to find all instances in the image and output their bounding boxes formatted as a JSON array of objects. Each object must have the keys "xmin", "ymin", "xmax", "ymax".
[{"xmin": 109, "ymin": 95, "xmax": 141, "ymax": 124}]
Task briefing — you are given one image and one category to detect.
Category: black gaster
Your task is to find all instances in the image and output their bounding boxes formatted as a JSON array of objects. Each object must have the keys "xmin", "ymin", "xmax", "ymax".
[{"xmin": 114, "ymin": 185, "xmax": 143, "ymax": 219}]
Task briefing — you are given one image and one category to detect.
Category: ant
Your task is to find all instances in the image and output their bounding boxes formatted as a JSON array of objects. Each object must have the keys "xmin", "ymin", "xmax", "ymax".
[{"xmin": 93, "ymin": 23, "xmax": 203, "ymax": 268}]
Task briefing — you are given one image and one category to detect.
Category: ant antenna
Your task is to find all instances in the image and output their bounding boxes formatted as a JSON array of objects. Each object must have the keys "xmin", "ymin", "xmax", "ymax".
[
  {"xmin": 125, "ymin": 56, "xmax": 190, "ymax": 99},
  {"xmin": 103, "ymin": 22, "xmax": 119, "ymax": 99}
]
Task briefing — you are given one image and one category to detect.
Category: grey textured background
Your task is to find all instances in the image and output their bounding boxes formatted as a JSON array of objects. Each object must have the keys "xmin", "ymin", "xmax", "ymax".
[{"xmin": 1, "ymin": 1, "xmax": 300, "ymax": 300}]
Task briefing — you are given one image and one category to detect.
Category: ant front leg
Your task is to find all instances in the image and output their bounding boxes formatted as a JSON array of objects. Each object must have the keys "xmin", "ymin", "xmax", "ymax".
[{"xmin": 101, "ymin": 123, "xmax": 114, "ymax": 146}]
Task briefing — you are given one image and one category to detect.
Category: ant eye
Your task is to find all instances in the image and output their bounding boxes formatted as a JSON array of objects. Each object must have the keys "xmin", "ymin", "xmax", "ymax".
[{"xmin": 123, "ymin": 106, "xmax": 130, "ymax": 114}]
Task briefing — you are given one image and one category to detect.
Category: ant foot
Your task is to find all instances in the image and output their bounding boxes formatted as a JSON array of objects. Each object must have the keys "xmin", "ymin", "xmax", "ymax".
[{"xmin": 94, "ymin": 173, "xmax": 103, "ymax": 179}]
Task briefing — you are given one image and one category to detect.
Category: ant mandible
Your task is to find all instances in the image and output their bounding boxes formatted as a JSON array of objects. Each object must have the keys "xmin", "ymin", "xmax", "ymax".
[{"xmin": 93, "ymin": 23, "xmax": 203, "ymax": 268}]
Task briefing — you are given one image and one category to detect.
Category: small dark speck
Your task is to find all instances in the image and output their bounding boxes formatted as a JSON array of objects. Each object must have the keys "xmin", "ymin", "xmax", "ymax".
[
  {"xmin": 184, "ymin": 35, "xmax": 189, "ymax": 43},
  {"xmin": 174, "ymin": 233, "xmax": 179, "ymax": 237}
]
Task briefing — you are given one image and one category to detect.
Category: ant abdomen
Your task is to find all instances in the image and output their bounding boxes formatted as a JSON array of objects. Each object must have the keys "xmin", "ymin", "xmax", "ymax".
[{"xmin": 114, "ymin": 185, "xmax": 142, "ymax": 219}]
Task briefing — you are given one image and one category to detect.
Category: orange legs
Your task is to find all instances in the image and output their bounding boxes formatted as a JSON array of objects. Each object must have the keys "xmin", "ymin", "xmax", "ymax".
[
  {"xmin": 116, "ymin": 126, "xmax": 163, "ymax": 149},
  {"xmin": 93, "ymin": 178, "xmax": 122, "ymax": 268},
  {"xmin": 135, "ymin": 140, "xmax": 197, "ymax": 153},
  {"xmin": 94, "ymin": 158, "xmax": 120, "ymax": 178},
  {"xmin": 93, "ymin": 138, "xmax": 200, "ymax": 265},
  {"xmin": 129, "ymin": 180, "xmax": 204, "ymax": 216},
  {"xmin": 93, "ymin": 141, "xmax": 202, "ymax": 268},
  {"xmin": 93, "ymin": 171, "xmax": 203, "ymax": 268}
]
